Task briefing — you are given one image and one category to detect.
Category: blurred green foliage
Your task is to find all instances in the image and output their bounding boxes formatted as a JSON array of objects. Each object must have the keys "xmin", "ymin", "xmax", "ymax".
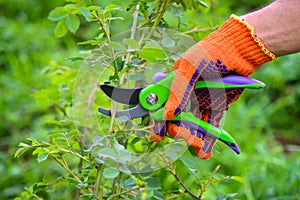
[{"xmin": 1, "ymin": 0, "xmax": 299, "ymax": 199}]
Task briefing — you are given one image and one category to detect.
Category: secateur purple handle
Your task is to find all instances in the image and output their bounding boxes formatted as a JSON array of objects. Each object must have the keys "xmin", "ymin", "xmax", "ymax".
[{"xmin": 153, "ymin": 72, "xmax": 265, "ymax": 89}]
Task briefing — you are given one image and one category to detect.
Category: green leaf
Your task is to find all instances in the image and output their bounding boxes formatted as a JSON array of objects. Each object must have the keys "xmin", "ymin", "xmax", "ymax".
[
  {"xmin": 66, "ymin": 56, "xmax": 84, "ymax": 62},
  {"xmin": 78, "ymin": 38, "xmax": 106, "ymax": 46},
  {"xmin": 119, "ymin": 166, "xmax": 131, "ymax": 175},
  {"xmin": 78, "ymin": 7, "xmax": 91, "ymax": 21},
  {"xmin": 217, "ymin": 193, "xmax": 238, "ymax": 200},
  {"xmin": 123, "ymin": 178, "xmax": 136, "ymax": 189},
  {"xmin": 64, "ymin": 3, "xmax": 76, "ymax": 12},
  {"xmin": 117, "ymin": 149, "xmax": 139, "ymax": 164},
  {"xmin": 105, "ymin": 17, "xmax": 124, "ymax": 21},
  {"xmin": 168, "ymin": 142, "xmax": 186, "ymax": 152},
  {"xmin": 113, "ymin": 140, "xmax": 124, "ymax": 151},
  {"xmin": 146, "ymin": 189, "xmax": 154, "ymax": 198},
  {"xmin": 109, "ymin": 41, "xmax": 126, "ymax": 51},
  {"xmin": 165, "ymin": 150, "xmax": 178, "ymax": 161},
  {"xmin": 48, "ymin": 7, "xmax": 68, "ymax": 21},
  {"xmin": 163, "ymin": 142, "xmax": 186, "ymax": 162},
  {"xmin": 98, "ymin": 148, "xmax": 117, "ymax": 160},
  {"xmin": 153, "ymin": 190, "xmax": 165, "ymax": 200},
  {"xmin": 103, "ymin": 167, "xmax": 119, "ymax": 179},
  {"xmin": 144, "ymin": 177, "xmax": 161, "ymax": 189},
  {"xmin": 230, "ymin": 176, "xmax": 244, "ymax": 183},
  {"xmin": 14, "ymin": 144, "xmax": 30, "ymax": 158},
  {"xmin": 123, "ymin": 38, "xmax": 140, "ymax": 49},
  {"xmin": 54, "ymin": 19, "xmax": 68, "ymax": 38},
  {"xmin": 129, "ymin": 72, "xmax": 145, "ymax": 81},
  {"xmin": 66, "ymin": 14, "xmax": 80, "ymax": 33},
  {"xmin": 88, "ymin": 5, "xmax": 103, "ymax": 13},
  {"xmin": 198, "ymin": 0, "xmax": 208, "ymax": 8},
  {"xmin": 139, "ymin": 44, "xmax": 167, "ymax": 62},
  {"xmin": 161, "ymin": 37, "xmax": 175, "ymax": 48},
  {"xmin": 116, "ymin": 115, "xmax": 130, "ymax": 122},
  {"xmin": 37, "ymin": 152, "xmax": 49, "ymax": 163},
  {"xmin": 180, "ymin": 154, "xmax": 197, "ymax": 170},
  {"xmin": 104, "ymin": 4, "xmax": 122, "ymax": 12}
]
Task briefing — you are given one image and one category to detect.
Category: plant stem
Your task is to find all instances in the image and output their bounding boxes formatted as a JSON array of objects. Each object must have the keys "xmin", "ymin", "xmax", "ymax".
[
  {"xmin": 91, "ymin": 5, "xmax": 119, "ymax": 79},
  {"xmin": 143, "ymin": 0, "xmax": 169, "ymax": 43},
  {"xmin": 111, "ymin": 170, "xmax": 123, "ymax": 194},
  {"xmin": 119, "ymin": 3, "xmax": 140, "ymax": 85},
  {"xmin": 107, "ymin": 186, "xmax": 139, "ymax": 200},
  {"xmin": 52, "ymin": 155, "xmax": 93, "ymax": 193},
  {"xmin": 92, "ymin": 4, "xmax": 131, "ymax": 135},
  {"xmin": 108, "ymin": 3, "xmax": 140, "ymax": 133},
  {"xmin": 198, "ymin": 165, "xmax": 220, "ymax": 199},
  {"xmin": 183, "ymin": 26, "xmax": 218, "ymax": 34},
  {"xmin": 157, "ymin": 152, "xmax": 199, "ymax": 199},
  {"xmin": 168, "ymin": 167, "xmax": 199, "ymax": 199},
  {"xmin": 85, "ymin": 81, "xmax": 98, "ymax": 119},
  {"xmin": 60, "ymin": 156, "xmax": 82, "ymax": 183},
  {"xmin": 75, "ymin": 157, "xmax": 83, "ymax": 200},
  {"xmin": 53, "ymin": 103, "xmax": 68, "ymax": 117},
  {"xmin": 58, "ymin": 147, "xmax": 89, "ymax": 162},
  {"xmin": 95, "ymin": 164, "xmax": 105, "ymax": 199},
  {"xmin": 26, "ymin": 188, "xmax": 43, "ymax": 200}
]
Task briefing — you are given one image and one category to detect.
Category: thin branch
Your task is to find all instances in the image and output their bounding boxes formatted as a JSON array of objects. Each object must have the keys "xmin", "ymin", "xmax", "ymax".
[
  {"xmin": 108, "ymin": 3, "xmax": 141, "ymax": 133},
  {"xmin": 74, "ymin": 82, "xmax": 97, "ymax": 199},
  {"xmin": 130, "ymin": 4, "xmax": 140, "ymax": 40},
  {"xmin": 53, "ymin": 103, "xmax": 68, "ymax": 117},
  {"xmin": 75, "ymin": 157, "xmax": 83, "ymax": 200},
  {"xmin": 95, "ymin": 164, "xmax": 105, "ymax": 199},
  {"xmin": 92, "ymin": 12, "xmax": 119, "ymax": 78},
  {"xmin": 91, "ymin": 13, "xmax": 110, "ymax": 41},
  {"xmin": 85, "ymin": 82, "xmax": 98, "ymax": 119},
  {"xmin": 198, "ymin": 165, "xmax": 220, "ymax": 199},
  {"xmin": 143, "ymin": 0, "xmax": 169, "ymax": 42},
  {"xmin": 168, "ymin": 167, "xmax": 199, "ymax": 199},
  {"xmin": 107, "ymin": 186, "xmax": 139, "ymax": 200},
  {"xmin": 183, "ymin": 26, "xmax": 218, "ymax": 34},
  {"xmin": 156, "ymin": 152, "xmax": 199, "ymax": 199},
  {"xmin": 58, "ymin": 146, "xmax": 89, "ymax": 162}
]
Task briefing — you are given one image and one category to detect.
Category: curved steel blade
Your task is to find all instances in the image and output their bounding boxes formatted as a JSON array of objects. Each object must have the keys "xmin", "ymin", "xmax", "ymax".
[
  {"xmin": 100, "ymin": 85, "xmax": 144, "ymax": 105},
  {"xmin": 98, "ymin": 104, "xmax": 149, "ymax": 119}
]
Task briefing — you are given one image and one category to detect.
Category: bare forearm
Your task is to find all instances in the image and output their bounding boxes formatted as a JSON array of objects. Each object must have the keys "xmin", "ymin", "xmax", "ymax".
[{"xmin": 241, "ymin": 0, "xmax": 300, "ymax": 57}]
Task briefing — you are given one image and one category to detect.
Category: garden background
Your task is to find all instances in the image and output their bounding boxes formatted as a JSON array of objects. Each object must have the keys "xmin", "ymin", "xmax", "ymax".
[{"xmin": 1, "ymin": 0, "xmax": 300, "ymax": 199}]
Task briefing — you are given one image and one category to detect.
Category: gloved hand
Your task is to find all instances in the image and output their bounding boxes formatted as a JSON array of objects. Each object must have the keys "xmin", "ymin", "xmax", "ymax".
[
  {"xmin": 150, "ymin": 84, "xmax": 244, "ymax": 159},
  {"xmin": 150, "ymin": 15, "xmax": 276, "ymax": 159},
  {"xmin": 166, "ymin": 86, "xmax": 244, "ymax": 159}
]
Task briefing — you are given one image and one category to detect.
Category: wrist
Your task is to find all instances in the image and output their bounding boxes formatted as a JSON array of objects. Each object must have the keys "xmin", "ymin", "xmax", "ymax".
[{"xmin": 241, "ymin": 0, "xmax": 300, "ymax": 57}]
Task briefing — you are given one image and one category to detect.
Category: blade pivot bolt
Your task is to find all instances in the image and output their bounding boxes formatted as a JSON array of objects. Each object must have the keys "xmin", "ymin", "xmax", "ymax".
[{"xmin": 146, "ymin": 93, "xmax": 158, "ymax": 106}]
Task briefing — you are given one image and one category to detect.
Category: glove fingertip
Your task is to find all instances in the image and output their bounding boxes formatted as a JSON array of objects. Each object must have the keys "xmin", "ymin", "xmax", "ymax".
[
  {"xmin": 149, "ymin": 121, "xmax": 167, "ymax": 142},
  {"xmin": 173, "ymin": 58, "xmax": 182, "ymax": 70},
  {"xmin": 150, "ymin": 135, "xmax": 165, "ymax": 143},
  {"xmin": 194, "ymin": 147, "xmax": 212, "ymax": 160},
  {"xmin": 163, "ymin": 103, "xmax": 181, "ymax": 120}
]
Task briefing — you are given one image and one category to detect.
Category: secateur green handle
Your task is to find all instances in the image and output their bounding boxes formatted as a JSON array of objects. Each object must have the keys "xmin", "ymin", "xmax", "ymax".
[
  {"xmin": 138, "ymin": 71, "xmax": 266, "ymax": 144},
  {"xmin": 151, "ymin": 108, "xmax": 236, "ymax": 143},
  {"xmin": 139, "ymin": 71, "xmax": 265, "ymax": 111}
]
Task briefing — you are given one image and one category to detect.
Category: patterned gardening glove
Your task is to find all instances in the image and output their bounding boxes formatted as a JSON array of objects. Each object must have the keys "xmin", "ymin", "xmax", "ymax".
[
  {"xmin": 150, "ymin": 80, "xmax": 244, "ymax": 159},
  {"xmin": 166, "ymin": 86, "xmax": 244, "ymax": 159},
  {"xmin": 150, "ymin": 15, "xmax": 276, "ymax": 160}
]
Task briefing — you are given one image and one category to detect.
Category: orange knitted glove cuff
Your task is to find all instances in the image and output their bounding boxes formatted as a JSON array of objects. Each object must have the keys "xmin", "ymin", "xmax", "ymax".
[
  {"xmin": 202, "ymin": 14, "xmax": 275, "ymax": 75},
  {"xmin": 180, "ymin": 14, "xmax": 276, "ymax": 76}
]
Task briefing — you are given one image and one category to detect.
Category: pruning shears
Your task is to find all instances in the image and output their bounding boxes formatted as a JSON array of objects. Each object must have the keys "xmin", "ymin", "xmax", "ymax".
[{"xmin": 98, "ymin": 71, "xmax": 265, "ymax": 154}]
